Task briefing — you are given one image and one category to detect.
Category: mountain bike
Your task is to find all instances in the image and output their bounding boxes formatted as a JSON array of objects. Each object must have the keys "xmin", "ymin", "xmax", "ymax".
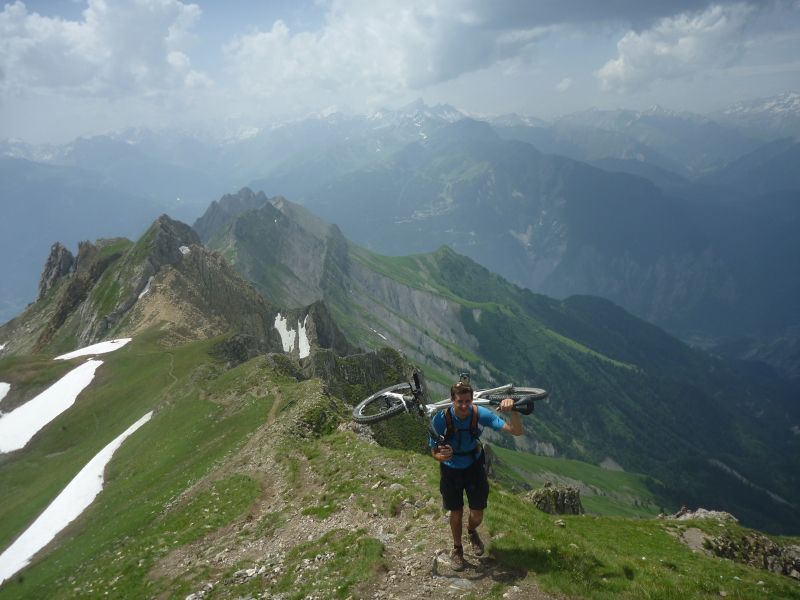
[{"xmin": 352, "ymin": 372, "xmax": 547, "ymax": 443}]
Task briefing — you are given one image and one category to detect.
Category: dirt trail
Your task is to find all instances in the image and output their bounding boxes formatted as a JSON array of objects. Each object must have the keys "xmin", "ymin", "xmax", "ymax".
[
  {"xmin": 267, "ymin": 387, "xmax": 282, "ymax": 423},
  {"xmin": 153, "ymin": 434, "xmax": 560, "ymax": 600}
]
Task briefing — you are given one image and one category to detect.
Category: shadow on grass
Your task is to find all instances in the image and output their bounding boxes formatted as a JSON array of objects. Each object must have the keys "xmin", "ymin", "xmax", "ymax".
[{"xmin": 491, "ymin": 544, "xmax": 623, "ymax": 585}]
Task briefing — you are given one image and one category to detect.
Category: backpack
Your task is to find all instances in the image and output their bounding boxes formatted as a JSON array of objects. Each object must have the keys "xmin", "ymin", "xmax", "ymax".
[{"xmin": 444, "ymin": 406, "xmax": 482, "ymax": 458}]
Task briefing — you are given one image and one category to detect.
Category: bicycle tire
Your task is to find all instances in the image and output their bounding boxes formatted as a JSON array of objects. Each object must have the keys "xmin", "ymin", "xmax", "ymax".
[
  {"xmin": 352, "ymin": 383, "xmax": 412, "ymax": 424},
  {"xmin": 484, "ymin": 387, "xmax": 548, "ymax": 402}
]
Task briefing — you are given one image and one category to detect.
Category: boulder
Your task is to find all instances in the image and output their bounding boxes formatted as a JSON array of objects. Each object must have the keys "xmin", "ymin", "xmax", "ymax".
[{"xmin": 525, "ymin": 482, "xmax": 585, "ymax": 515}]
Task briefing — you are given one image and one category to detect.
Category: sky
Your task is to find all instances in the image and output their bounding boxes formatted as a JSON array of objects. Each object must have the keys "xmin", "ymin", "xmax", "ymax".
[{"xmin": 1, "ymin": 0, "xmax": 799, "ymax": 143}]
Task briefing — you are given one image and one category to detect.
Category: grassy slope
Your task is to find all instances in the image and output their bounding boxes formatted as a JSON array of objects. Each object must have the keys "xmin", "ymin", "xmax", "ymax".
[
  {"xmin": 0, "ymin": 333, "xmax": 283, "ymax": 598},
  {"xmin": 491, "ymin": 446, "xmax": 662, "ymax": 519},
  {"xmin": 2, "ymin": 337, "xmax": 799, "ymax": 599}
]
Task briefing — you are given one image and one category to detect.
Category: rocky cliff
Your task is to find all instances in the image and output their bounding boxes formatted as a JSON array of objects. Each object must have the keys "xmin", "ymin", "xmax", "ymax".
[{"xmin": 0, "ymin": 215, "xmax": 356, "ymax": 363}]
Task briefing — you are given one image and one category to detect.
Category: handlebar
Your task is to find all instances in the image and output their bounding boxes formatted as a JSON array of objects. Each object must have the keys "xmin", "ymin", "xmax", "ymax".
[{"xmin": 488, "ymin": 395, "xmax": 537, "ymax": 415}]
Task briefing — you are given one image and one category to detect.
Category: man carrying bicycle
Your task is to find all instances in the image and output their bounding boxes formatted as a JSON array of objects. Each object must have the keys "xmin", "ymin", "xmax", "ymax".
[{"xmin": 431, "ymin": 380, "xmax": 523, "ymax": 571}]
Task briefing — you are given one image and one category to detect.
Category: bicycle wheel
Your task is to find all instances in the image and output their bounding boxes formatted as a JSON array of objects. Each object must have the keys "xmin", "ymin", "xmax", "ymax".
[
  {"xmin": 352, "ymin": 383, "xmax": 412, "ymax": 424},
  {"xmin": 485, "ymin": 387, "xmax": 548, "ymax": 402}
]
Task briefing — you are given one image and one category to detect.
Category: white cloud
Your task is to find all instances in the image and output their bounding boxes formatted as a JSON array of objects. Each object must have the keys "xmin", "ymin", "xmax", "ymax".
[
  {"xmin": 224, "ymin": 0, "xmax": 552, "ymax": 101},
  {"xmin": 595, "ymin": 3, "xmax": 754, "ymax": 94},
  {"xmin": 0, "ymin": 0, "xmax": 210, "ymax": 97},
  {"xmin": 555, "ymin": 77, "xmax": 572, "ymax": 92}
]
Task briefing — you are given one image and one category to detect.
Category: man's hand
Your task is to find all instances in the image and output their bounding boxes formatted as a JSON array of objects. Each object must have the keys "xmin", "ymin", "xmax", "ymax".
[
  {"xmin": 432, "ymin": 444, "xmax": 453, "ymax": 463},
  {"xmin": 499, "ymin": 398, "xmax": 515, "ymax": 412},
  {"xmin": 498, "ymin": 397, "xmax": 524, "ymax": 436}
]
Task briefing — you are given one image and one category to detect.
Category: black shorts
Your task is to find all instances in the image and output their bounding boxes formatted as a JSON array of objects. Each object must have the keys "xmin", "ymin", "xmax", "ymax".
[{"xmin": 439, "ymin": 457, "xmax": 490, "ymax": 511}]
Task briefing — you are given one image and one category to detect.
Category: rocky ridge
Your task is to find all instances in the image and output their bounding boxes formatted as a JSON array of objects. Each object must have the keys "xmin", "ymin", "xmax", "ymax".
[{"xmin": 0, "ymin": 214, "xmax": 356, "ymax": 362}]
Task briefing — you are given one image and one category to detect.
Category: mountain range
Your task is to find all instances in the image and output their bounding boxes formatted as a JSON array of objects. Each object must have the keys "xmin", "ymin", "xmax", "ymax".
[{"xmin": 2, "ymin": 94, "xmax": 799, "ymax": 370}]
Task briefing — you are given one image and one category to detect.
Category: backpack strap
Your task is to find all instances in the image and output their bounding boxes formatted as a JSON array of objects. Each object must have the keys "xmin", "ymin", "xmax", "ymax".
[
  {"xmin": 444, "ymin": 406, "xmax": 483, "ymax": 456},
  {"xmin": 444, "ymin": 406, "xmax": 455, "ymax": 443},
  {"xmin": 470, "ymin": 404, "xmax": 479, "ymax": 439}
]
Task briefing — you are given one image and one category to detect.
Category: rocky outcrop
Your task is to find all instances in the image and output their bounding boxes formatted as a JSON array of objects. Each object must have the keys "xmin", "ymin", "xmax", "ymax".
[
  {"xmin": 37, "ymin": 242, "xmax": 74, "ymax": 301},
  {"xmin": 86, "ymin": 215, "xmax": 202, "ymax": 342},
  {"xmin": 707, "ymin": 531, "xmax": 800, "ymax": 580},
  {"xmin": 35, "ymin": 242, "xmax": 119, "ymax": 352},
  {"xmin": 669, "ymin": 514, "xmax": 800, "ymax": 581},
  {"xmin": 304, "ymin": 346, "xmax": 413, "ymax": 408},
  {"xmin": 660, "ymin": 506, "xmax": 739, "ymax": 523},
  {"xmin": 525, "ymin": 482, "xmax": 585, "ymax": 515}
]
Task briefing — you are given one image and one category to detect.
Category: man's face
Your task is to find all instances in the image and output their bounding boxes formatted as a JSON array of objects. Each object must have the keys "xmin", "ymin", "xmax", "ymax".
[{"xmin": 452, "ymin": 390, "xmax": 473, "ymax": 417}]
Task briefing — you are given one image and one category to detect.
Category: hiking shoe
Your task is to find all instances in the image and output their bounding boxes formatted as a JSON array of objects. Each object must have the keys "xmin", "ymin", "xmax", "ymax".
[
  {"xmin": 468, "ymin": 529, "xmax": 485, "ymax": 556},
  {"xmin": 450, "ymin": 546, "xmax": 464, "ymax": 571}
]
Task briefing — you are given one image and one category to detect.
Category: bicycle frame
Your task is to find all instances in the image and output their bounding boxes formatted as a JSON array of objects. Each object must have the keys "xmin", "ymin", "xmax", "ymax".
[{"xmin": 381, "ymin": 381, "xmax": 517, "ymax": 444}]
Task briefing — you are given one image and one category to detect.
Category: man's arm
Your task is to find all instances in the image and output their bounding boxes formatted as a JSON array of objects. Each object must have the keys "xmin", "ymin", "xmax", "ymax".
[
  {"xmin": 430, "ymin": 412, "xmax": 453, "ymax": 462},
  {"xmin": 498, "ymin": 398, "xmax": 524, "ymax": 436}
]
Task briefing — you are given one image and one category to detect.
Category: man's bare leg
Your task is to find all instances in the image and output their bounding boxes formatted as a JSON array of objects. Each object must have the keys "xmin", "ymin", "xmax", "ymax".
[
  {"xmin": 451, "ymin": 508, "xmax": 484, "ymax": 544},
  {"xmin": 466, "ymin": 508, "xmax": 485, "ymax": 555},
  {"xmin": 467, "ymin": 508, "xmax": 484, "ymax": 531},
  {"xmin": 449, "ymin": 509, "xmax": 464, "ymax": 546}
]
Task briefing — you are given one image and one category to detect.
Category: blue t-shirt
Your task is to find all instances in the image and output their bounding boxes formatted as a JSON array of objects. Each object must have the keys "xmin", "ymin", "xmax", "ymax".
[{"xmin": 430, "ymin": 405, "xmax": 507, "ymax": 469}]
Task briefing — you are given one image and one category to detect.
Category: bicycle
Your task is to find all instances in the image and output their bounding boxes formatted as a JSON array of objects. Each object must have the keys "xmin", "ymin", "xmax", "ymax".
[{"xmin": 352, "ymin": 372, "xmax": 547, "ymax": 444}]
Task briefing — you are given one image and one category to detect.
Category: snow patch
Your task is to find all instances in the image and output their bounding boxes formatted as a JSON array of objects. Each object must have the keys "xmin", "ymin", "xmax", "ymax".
[
  {"xmin": 297, "ymin": 316, "xmax": 310, "ymax": 359},
  {"xmin": 0, "ymin": 361, "xmax": 103, "ymax": 453},
  {"xmin": 0, "ymin": 343, "xmax": 5, "ymax": 351},
  {"xmin": 55, "ymin": 338, "xmax": 131, "ymax": 360},
  {"xmin": 179, "ymin": 246, "xmax": 190, "ymax": 255},
  {"xmin": 138, "ymin": 276, "xmax": 154, "ymax": 299},
  {"xmin": 274, "ymin": 315, "xmax": 311, "ymax": 358},
  {"xmin": 0, "ymin": 382, "xmax": 10, "ymax": 406},
  {"xmin": 274, "ymin": 314, "xmax": 296, "ymax": 353},
  {"xmin": 0, "ymin": 411, "xmax": 153, "ymax": 584},
  {"xmin": 370, "ymin": 328, "xmax": 387, "ymax": 341}
]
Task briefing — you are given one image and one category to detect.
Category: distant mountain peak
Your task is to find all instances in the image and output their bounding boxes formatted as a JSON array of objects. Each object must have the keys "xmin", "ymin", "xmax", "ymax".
[
  {"xmin": 375, "ymin": 99, "xmax": 465, "ymax": 123},
  {"xmin": 719, "ymin": 92, "xmax": 800, "ymax": 117},
  {"xmin": 710, "ymin": 92, "xmax": 800, "ymax": 139},
  {"xmin": 640, "ymin": 105, "xmax": 675, "ymax": 117}
]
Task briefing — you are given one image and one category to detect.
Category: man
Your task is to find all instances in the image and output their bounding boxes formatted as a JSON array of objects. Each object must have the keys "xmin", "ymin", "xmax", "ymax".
[{"xmin": 431, "ymin": 380, "xmax": 524, "ymax": 571}]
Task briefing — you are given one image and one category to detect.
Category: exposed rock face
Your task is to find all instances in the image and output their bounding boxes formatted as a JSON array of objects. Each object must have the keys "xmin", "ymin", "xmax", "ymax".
[
  {"xmin": 35, "ymin": 242, "xmax": 120, "ymax": 352},
  {"xmin": 83, "ymin": 215, "xmax": 203, "ymax": 344},
  {"xmin": 525, "ymin": 482, "xmax": 585, "ymax": 515},
  {"xmin": 670, "ymin": 516, "xmax": 800, "ymax": 581},
  {"xmin": 37, "ymin": 242, "xmax": 74, "ymax": 301},
  {"xmin": 206, "ymin": 196, "xmax": 486, "ymax": 394},
  {"xmin": 708, "ymin": 531, "xmax": 800, "ymax": 580},
  {"xmin": 192, "ymin": 187, "xmax": 270, "ymax": 241}
]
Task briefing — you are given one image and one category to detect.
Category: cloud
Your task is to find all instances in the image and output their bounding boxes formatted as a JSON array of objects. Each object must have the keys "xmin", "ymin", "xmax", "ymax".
[
  {"xmin": 224, "ymin": 0, "xmax": 554, "ymax": 100},
  {"xmin": 555, "ymin": 77, "xmax": 572, "ymax": 92},
  {"xmin": 594, "ymin": 3, "xmax": 755, "ymax": 94},
  {"xmin": 0, "ymin": 0, "xmax": 210, "ymax": 97},
  {"xmin": 223, "ymin": 0, "xmax": 774, "ymax": 104}
]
